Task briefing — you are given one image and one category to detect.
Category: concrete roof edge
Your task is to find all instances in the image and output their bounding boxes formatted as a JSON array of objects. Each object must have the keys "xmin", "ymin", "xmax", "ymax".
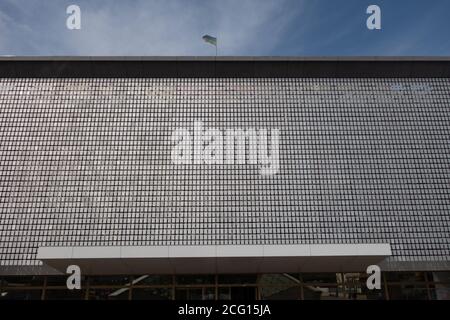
[{"xmin": 1, "ymin": 56, "xmax": 450, "ymax": 62}]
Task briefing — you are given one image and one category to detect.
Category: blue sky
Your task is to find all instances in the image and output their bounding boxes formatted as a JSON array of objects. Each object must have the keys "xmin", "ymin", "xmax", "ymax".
[{"xmin": 0, "ymin": 0, "xmax": 449, "ymax": 56}]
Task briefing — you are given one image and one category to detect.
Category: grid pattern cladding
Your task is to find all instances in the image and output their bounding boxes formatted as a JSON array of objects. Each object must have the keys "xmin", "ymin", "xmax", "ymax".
[{"xmin": 1, "ymin": 78, "xmax": 450, "ymax": 267}]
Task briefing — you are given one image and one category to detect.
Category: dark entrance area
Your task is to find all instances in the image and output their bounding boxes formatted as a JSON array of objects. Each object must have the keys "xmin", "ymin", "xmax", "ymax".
[{"xmin": 231, "ymin": 287, "xmax": 256, "ymax": 300}]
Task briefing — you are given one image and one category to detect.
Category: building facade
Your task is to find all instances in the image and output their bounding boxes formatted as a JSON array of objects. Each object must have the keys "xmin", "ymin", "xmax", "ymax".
[{"xmin": 0, "ymin": 57, "xmax": 449, "ymax": 299}]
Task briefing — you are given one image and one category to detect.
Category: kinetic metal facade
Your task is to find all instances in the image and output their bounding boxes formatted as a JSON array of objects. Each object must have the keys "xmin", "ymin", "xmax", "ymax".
[{"xmin": 0, "ymin": 58, "xmax": 449, "ymax": 274}]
